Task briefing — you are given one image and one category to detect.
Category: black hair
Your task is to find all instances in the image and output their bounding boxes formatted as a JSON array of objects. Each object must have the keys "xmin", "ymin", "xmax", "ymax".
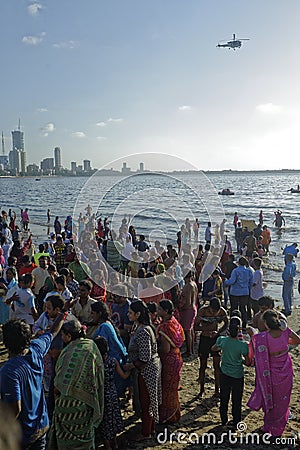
[
  {"xmin": 48, "ymin": 264, "xmax": 57, "ymax": 273},
  {"xmin": 94, "ymin": 336, "xmax": 109, "ymax": 358},
  {"xmin": 59, "ymin": 268, "xmax": 70, "ymax": 277},
  {"xmin": 230, "ymin": 309, "xmax": 242, "ymax": 319},
  {"xmin": 238, "ymin": 257, "xmax": 248, "ymax": 266},
  {"xmin": 258, "ymin": 295, "xmax": 274, "ymax": 309},
  {"xmin": 21, "ymin": 255, "xmax": 30, "ymax": 264},
  {"xmin": 61, "ymin": 319, "xmax": 86, "ymax": 340},
  {"xmin": 147, "ymin": 302, "xmax": 158, "ymax": 314},
  {"xmin": 90, "ymin": 301, "xmax": 111, "ymax": 321},
  {"xmin": 2, "ymin": 320, "xmax": 32, "ymax": 355},
  {"xmin": 130, "ymin": 300, "xmax": 151, "ymax": 325},
  {"xmin": 46, "ymin": 294, "xmax": 64, "ymax": 310},
  {"xmin": 55, "ymin": 275, "xmax": 66, "ymax": 287},
  {"xmin": 22, "ymin": 273, "xmax": 34, "ymax": 286},
  {"xmin": 228, "ymin": 317, "xmax": 241, "ymax": 338},
  {"xmin": 7, "ymin": 256, "xmax": 17, "ymax": 266},
  {"xmin": 263, "ymin": 310, "xmax": 281, "ymax": 330},
  {"xmin": 79, "ymin": 279, "xmax": 93, "ymax": 291},
  {"xmin": 159, "ymin": 299, "xmax": 174, "ymax": 316},
  {"xmin": 145, "ymin": 271, "xmax": 155, "ymax": 279},
  {"xmin": 209, "ymin": 297, "xmax": 221, "ymax": 311}
]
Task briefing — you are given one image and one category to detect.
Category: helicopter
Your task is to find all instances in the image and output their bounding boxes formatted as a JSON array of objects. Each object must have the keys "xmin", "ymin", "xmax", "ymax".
[{"xmin": 216, "ymin": 33, "xmax": 249, "ymax": 50}]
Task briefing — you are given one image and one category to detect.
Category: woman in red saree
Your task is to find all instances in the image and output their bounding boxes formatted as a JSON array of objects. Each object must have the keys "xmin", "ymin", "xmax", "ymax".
[
  {"xmin": 157, "ymin": 299, "xmax": 185, "ymax": 424},
  {"xmin": 247, "ymin": 310, "xmax": 300, "ymax": 437}
]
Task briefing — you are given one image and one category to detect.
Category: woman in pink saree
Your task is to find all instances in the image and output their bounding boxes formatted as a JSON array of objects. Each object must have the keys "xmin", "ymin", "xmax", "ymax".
[
  {"xmin": 247, "ymin": 310, "xmax": 300, "ymax": 437},
  {"xmin": 157, "ymin": 299, "xmax": 185, "ymax": 424}
]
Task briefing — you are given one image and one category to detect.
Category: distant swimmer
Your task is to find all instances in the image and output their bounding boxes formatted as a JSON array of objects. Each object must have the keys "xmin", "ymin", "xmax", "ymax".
[
  {"xmin": 273, "ymin": 210, "xmax": 285, "ymax": 228},
  {"xmin": 85, "ymin": 204, "xmax": 92, "ymax": 216}
]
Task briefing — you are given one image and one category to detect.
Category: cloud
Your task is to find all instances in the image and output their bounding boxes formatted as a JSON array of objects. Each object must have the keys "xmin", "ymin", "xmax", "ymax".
[
  {"xmin": 178, "ymin": 105, "xmax": 192, "ymax": 111},
  {"xmin": 107, "ymin": 118, "xmax": 124, "ymax": 123},
  {"xmin": 40, "ymin": 122, "xmax": 55, "ymax": 136},
  {"xmin": 53, "ymin": 40, "xmax": 78, "ymax": 49},
  {"xmin": 96, "ymin": 136, "xmax": 107, "ymax": 140},
  {"xmin": 36, "ymin": 108, "xmax": 48, "ymax": 113},
  {"xmin": 71, "ymin": 132, "xmax": 86, "ymax": 138},
  {"xmin": 22, "ymin": 32, "xmax": 45, "ymax": 46},
  {"xmin": 96, "ymin": 121, "xmax": 107, "ymax": 127},
  {"xmin": 27, "ymin": 3, "xmax": 43, "ymax": 16},
  {"xmin": 256, "ymin": 103, "xmax": 283, "ymax": 114}
]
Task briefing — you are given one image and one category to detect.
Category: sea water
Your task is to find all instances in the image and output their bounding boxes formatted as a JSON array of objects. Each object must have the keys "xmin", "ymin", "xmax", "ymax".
[{"xmin": 1, "ymin": 171, "xmax": 299, "ymax": 305}]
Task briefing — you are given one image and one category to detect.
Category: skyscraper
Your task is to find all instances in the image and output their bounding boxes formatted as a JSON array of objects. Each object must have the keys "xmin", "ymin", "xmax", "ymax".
[
  {"xmin": 54, "ymin": 147, "xmax": 62, "ymax": 173},
  {"xmin": 83, "ymin": 159, "xmax": 91, "ymax": 172},
  {"xmin": 10, "ymin": 119, "xmax": 26, "ymax": 173},
  {"xmin": 11, "ymin": 119, "xmax": 24, "ymax": 152}
]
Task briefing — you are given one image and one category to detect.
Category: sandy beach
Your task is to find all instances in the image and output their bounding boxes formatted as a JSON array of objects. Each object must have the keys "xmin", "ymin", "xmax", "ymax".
[
  {"xmin": 112, "ymin": 307, "xmax": 300, "ymax": 450},
  {"xmin": 1, "ymin": 307, "xmax": 299, "ymax": 449}
]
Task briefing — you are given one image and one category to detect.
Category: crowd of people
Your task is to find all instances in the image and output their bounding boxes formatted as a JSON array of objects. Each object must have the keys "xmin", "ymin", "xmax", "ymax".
[{"xmin": 0, "ymin": 206, "xmax": 299, "ymax": 449}]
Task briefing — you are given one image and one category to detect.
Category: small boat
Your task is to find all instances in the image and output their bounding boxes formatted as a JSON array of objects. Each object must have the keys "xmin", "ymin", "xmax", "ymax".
[
  {"xmin": 35, "ymin": 178, "xmax": 41, "ymax": 181},
  {"xmin": 288, "ymin": 187, "xmax": 300, "ymax": 193},
  {"xmin": 218, "ymin": 188, "xmax": 234, "ymax": 196}
]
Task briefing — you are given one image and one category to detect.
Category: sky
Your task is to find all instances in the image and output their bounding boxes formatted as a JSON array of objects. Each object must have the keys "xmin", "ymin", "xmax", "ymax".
[{"xmin": 1, "ymin": 0, "xmax": 300, "ymax": 171}]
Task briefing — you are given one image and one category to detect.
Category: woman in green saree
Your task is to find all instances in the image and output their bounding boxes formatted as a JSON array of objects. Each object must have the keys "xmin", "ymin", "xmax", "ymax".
[{"xmin": 50, "ymin": 319, "xmax": 104, "ymax": 449}]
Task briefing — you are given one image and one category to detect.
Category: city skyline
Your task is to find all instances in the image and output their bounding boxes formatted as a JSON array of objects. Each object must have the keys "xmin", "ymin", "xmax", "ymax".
[{"xmin": 1, "ymin": 1, "xmax": 300, "ymax": 171}]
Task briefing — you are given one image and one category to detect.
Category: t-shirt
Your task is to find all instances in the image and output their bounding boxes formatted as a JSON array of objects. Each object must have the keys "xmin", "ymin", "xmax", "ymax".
[
  {"xmin": 216, "ymin": 335, "xmax": 248, "ymax": 378},
  {"xmin": 251, "ymin": 269, "xmax": 264, "ymax": 300},
  {"xmin": 0, "ymin": 333, "xmax": 53, "ymax": 446},
  {"xmin": 14, "ymin": 287, "xmax": 36, "ymax": 325}
]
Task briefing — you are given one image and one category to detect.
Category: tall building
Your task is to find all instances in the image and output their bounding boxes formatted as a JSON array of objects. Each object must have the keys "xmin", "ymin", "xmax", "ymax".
[
  {"xmin": 10, "ymin": 120, "xmax": 26, "ymax": 173},
  {"xmin": 0, "ymin": 132, "xmax": 9, "ymax": 169},
  {"xmin": 41, "ymin": 158, "xmax": 54, "ymax": 173},
  {"xmin": 71, "ymin": 161, "xmax": 77, "ymax": 173},
  {"xmin": 121, "ymin": 162, "xmax": 131, "ymax": 175},
  {"xmin": 139, "ymin": 162, "xmax": 144, "ymax": 172},
  {"xmin": 20, "ymin": 150, "xmax": 26, "ymax": 173},
  {"xmin": 54, "ymin": 147, "xmax": 62, "ymax": 172},
  {"xmin": 83, "ymin": 159, "xmax": 91, "ymax": 172},
  {"xmin": 11, "ymin": 120, "xmax": 24, "ymax": 152},
  {"xmin": 9, "ymin": 149, "xmax": 21, "ymax": 173}
]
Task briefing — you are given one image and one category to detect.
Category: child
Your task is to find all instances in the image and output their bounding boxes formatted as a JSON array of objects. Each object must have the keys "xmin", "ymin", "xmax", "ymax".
[
  {"xmin": 90, "ymin": 269, "xmax": 106, "ymax": 301},
  {"xmin": 226, "ymin": 310, "xmax": 243, "ymax": 340},
  {"xmin": 94, "ymin": 336, "xmax": 130, "ymax": 450},
  {"xmin": 44, "ymin": 274, "xmax": 72, "ymax": 304},
  {"xmin": 212, "ymin": 317, "xmax": 249, "ymax": 428},
  {"xmin": 33, "ymin": 294, "xmax": 65, "ymax": 399},
  {"xmin": 147, "ymin": 302, "xmax": 160, "ymax": 328},
  {"xmin": 0, "ymin": 267, "xmax": 18, "ymax": 324},
  {"xmin": 250, "ymin": 258, "xmax": 264, "ymax": 317},
  {"xmin": 250, "ymin": 296, "xmax": 287, "ymax": 334},
  {"xmin": 8, "ymin": 273, "xmax": 38, "ymax": 326},
  {"xmin": 207, "ymin": 269, "xmax": 224, "ymax": 304}
]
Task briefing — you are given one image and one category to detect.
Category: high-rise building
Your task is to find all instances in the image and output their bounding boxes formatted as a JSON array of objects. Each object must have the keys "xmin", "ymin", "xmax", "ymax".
[
  {"xmin": 54, "ymin": 147, "xmax": 62, "ymax": 172},
  {"xmin": 139, "ymin": 162, "xmax": 144, "ymax": 172},
  {"xmin": 41, "ymin": 158, "xmax": 54, "ymax": 173},
  {"xmin": 121, "ymin": 162, "xmax": 131, "ymax": 175},
  {"xmin": 10, "ymin": 120, "xmax": 26, "ymax": 173},
  {"xmin": 11, "ymin": 120, "xmax": 24, "ymax": 152},
  {"xmin": 71, "ymin": 161, "xmax": 77, "ymax": 173},
  {"xmin": 9, "ymin": 149, "xmax": 21, "ymax": 173},
  {"xmin": 83, "ymin": 159, "xmax": 91, "ymax": 172},
  {"xmin": 20, "ymin": 151, "xmax": 26, "ymax": 173}
]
